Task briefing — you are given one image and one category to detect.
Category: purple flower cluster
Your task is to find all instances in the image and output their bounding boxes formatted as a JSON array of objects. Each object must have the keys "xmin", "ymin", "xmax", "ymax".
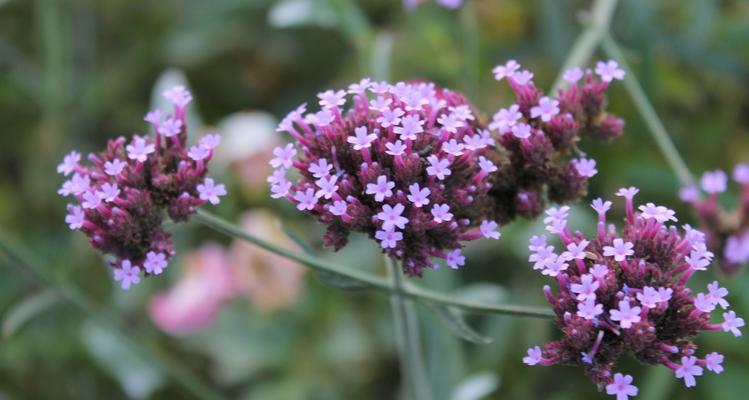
[
  {"xmin": 58, "ymin": 86, "xmax": 226, "ymax": 290},
  {"xmin": 487, "ymin": 60, "xmax": 625, "ymax": 223},
  {"xmin": 523, "ymin": 188, "xmax": 743, "ymax": 399},
  {"xmin": 680, "ymin": 165, "xmax": 749, "ymax": 274},
  {"xmin": 271, "ymin": 79, "xmax": 501, "ymax": 276}
]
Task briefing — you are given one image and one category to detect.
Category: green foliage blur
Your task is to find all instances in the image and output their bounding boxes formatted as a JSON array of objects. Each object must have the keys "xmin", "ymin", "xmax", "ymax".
[{"xmin": 1, "ymin": 0, "xmax": 748, "ymax": 399}]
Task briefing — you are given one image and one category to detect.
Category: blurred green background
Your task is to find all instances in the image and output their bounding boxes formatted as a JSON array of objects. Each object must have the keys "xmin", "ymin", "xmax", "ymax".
[{"xmin": 1, "ymin": 0, "xmax": 748, "ymax": 399}]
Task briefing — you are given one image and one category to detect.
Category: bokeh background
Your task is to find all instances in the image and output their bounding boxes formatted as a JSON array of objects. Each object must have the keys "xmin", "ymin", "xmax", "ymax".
[{"xmin": 1, "ymin": 0, "xmax": 748, "ymax": 399}]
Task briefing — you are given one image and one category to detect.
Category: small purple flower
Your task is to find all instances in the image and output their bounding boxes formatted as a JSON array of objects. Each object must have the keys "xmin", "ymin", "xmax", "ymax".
[
  {"xmin": 490, "ymin": 104, "xmax": 521, "ymax": 134},
  {"xmin": 426, "ymin": 155, "xmax": 452, "ymax": 180},
  {"xmin": 530, "ymin": 97, "xmax": 560, "ymax": 122},
  {"xmin": 318, "ymin": 89, "xmax": 346, "ymax": 109},
  {"xmin": 144, "ymin": 251, "xmax": 168, "ymax": 275},
  {"xmin": 366, "ymin": 175, "xmax": 395, "ymax": 202},
  {"xmin": 700, "ymin": 170, "xmax": 727, "ymax": 194},
  {"xmin": 329, "ymin": 200, "xmax": 348, "ymax": 216},
  {"xmin": 270, "ymin": 144, "xmax": 296, "ymax": 169},
  {"xmin": 605, "ymin": 373, "xmax": 638, "ymax": 400},
  {"xmin": 577, "ymin": 298, "xmax": 603, "ymax": 320},
  {"xmin": 571, "ymin": 158, "xmax": 597, "ymax": 178},
  {"xmin": 511, "ymin": 123, "xmax": 532, "ymax": 139},
  {"xmin": 394, "ymin": 115, "xmax": 424, "ymax": 141},
  {"xmin": 610, "ymin": 301, "xmax": 641, "ymax": 329},
  {"xmin": 441, "ymin": 139, "xmax": 465, "ymax": 156},
  {"xmin": 377, "ymin": 203, "xmax": 409, "ymax": 231},
  {"xmin": 512, "ymin": 70, "xmax": 534, "ymax": 86},
  {"xmin": 377, "ymin": 107, "xmax": 404, "ymax": 128},
  {"xmin": 431, "ymin": 204, "xmax": 453, "ymax": 223},
  {"xmin": 407, "ymin": 183, "xmax": 430, "ymax": 208},
  {"xmin": 707, "ymin": 281, "xmax": 729, "ymax": 309},
  {"xmin": 591, "ymin": 198, "xmax": 612, "ymax": 215},
  {"xmin": 722, "ymin": 311, "xmax": 745, "ymax": 337},
  {"xmin": 98, "ymin": 182, "xmax": 120, "ymax": 203},
  {"xmin": 199, "ymin": 133, "xmax": 221, "ymax": 150},
  {"xmin": 187, "ymin": 145, "xmax": 210, "ymax": 162},
  {"xmin": 437, "ymin": 113, "xmax": 464, "ymax": 133},
  {"xmin": 562, "ymin": 67, "xmax": 584, "ymax": 84},
  {"xmin": 480, "ymin": 220, "xmax": 501, "ymax": 240},
  {"xmin": 446, "ymin": 249, "xmax": 465, "ymax": 269},
  {"xmin": 65, "ymin": 205, "xmax": 85, "ymax": 230},
  {"xmin": 385, "ymin": 140, "xmax": 406, "ymax": 156},
  {"xmin": 636, "ymin": 286, "xmax": 660, "ymax": 308},
  {"xmin": 197, "ymin": 178, "xmax": 227, "ymax": 205},
  {"xmin": 348, "ymin": 126, "xmax": 378, "ymax": 150},
  {"xmin": 81, "ymin": 191, "xmax": 102, "ymax": 210},
  {"xmin": 144, "ymin": 109, "xmax": 161, "ymax": 125},
  {"xmin": 162, "ymin": 85, "xmax": 192, "ymax": 108},
  {"xmin": 570, "ymin": 274, "xmax": 599, "ymax": 301},
  {"xmin": 603, "ymin": 239, "xmax": 634, "ymax": 262},
  {"xmin": 679, "ymin": 185, "xmax": 700, "ymax": 202},
  {"xmin": 271, "ymin": 181, "xmax": 292, "ymax": 199},
  {"xmin": 595, "ymin": 60, "xmax": 625, "ymax": 82},
  {"xmin": 674, "ymin": 356, "xmax": 703, "ymax": 388},
  {"xmin": 522, "ymin": 346, "xmax": 543, "ymax": 366},
  {"xmin": 294, "ymin": 188, "xmax": 318, "ymax": 211},
  {"xmin": 705, "ymin": 352, "xmax": 724, "ymax": 374},
  {"xmin": 104, "ymin": 159, "xmax": 127, "ymax": 176},
  {"xmin": 309, "ymin": 159, "xmax": 332, "ymax": 179},
  {"xmin": 733, "ymin": 164, "xmax": 749, "ymax": 185},
  {"xmin": 376, "ymin": 228, "xmax": 403, "ymax": 249},
  {"xmin": 126, "ymin": 137, "xmax": 155, "ymax": 162},
  {"xmin": 615, "ymin": 186, "xmax": 639, "ymax": 200},
  {"xmin": 694, "ymin": 293, "xmax": 716, "ymax": 313},
  {"xmin": 590, "ymin": 263, "xmax": 609, "ymax": 280},
  {"xmin": 158, "ymin": 118, "xmax": 182, "ymax": 137},
  {"xmin": 638, "ymin": 203, "xmax": 677, "ymax": 223},
  {"xmin": 315, "ymin": 175, "xmax": 339, "ymax": 200},
  {"xmin": 113, "ymin": 260, "xmax": 141, "ymax": 290},
  {"xmin": 57, "ymin": 151, "xmax": 80, "ymax": 176},
  {"xmin": 312, "ymin": 109, "xmax": 335, "ymax": 127},
  {"xmin": 492, "ymin": 59, "xmax": 520, "ymax": 81}
]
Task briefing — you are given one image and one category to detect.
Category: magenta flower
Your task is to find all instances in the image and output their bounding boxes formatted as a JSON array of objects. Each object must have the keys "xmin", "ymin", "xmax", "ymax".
[
  {"xmin": 57, "ymin": 86, "xmax": 224, "ymax": 289},
  {"xmin": 271, "ymin": 80, "xmax": 499, "ymax": 275},
  {"xmin": 480, "ymin": 220, "xmax": 501, "ymax": 240},
  {"xmin": 700, "ymin": 170, "xmax": 727, "ymax": 194},
  {"xmin": 57, "ymin": 151, "xmax": 80, "ymax": 176},
  {"xmin": 524, "ymin": 189, "xmax": 743, "ymax": 397},
  {"xmin": 563, "ymin": 67, "xmax": 584, "ymax": 84},
  {"xmin": 486, "ymin": 60, "xmax": 624, "ymax": 224}
]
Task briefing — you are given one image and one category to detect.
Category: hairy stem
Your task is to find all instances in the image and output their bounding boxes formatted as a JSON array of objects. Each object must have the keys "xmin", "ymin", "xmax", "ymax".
[
  {"xmin": 387, "ymin": 257, "xmax": 431, "ymax": 400},
  {"xmin": 601, "ymin": 35, "xmax": 695, "ymax": 187},
  {"xmin": 194, "ymin": 210, "xmax": 554, "ymax": 319},
  {"xmin": 550, "ymin": 0, "xmax": 620, "ymax": 93}
]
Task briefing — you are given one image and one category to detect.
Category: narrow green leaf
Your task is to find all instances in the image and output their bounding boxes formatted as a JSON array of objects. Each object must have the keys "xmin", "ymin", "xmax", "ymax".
[
  {"xmin": 2, "ymin": 290, "xmax": 60, "ymax": 338},
  {"xmin": 428, "ymin": 304, "xmax": 493, "ymax": 345}
]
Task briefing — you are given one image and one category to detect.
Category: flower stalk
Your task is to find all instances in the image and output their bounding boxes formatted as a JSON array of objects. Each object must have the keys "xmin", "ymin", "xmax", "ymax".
[{"xmin": 194, "ymin": 210, "xmax": 554, "ymax": 319}]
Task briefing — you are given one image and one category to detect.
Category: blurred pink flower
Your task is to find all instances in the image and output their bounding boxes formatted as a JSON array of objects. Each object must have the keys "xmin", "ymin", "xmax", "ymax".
[
  {"xmin": 149, "ymin": 210, "xmax": 305, "ymax": 335},
  {"xmin": 149, "ymin": 244, "xmax": 237, "ymax": 335}
]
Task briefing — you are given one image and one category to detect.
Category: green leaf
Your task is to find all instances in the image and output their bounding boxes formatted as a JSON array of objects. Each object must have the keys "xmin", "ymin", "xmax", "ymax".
[
  {"xmin": 2, "ymin": 290, "xmax": 59, "ymax": 338},
  {"xmin": 428, "ymin": 304, "xmax": 492, "ymax": 345}
]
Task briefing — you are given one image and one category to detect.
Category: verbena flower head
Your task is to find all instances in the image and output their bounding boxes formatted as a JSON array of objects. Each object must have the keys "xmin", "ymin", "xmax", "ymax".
[
  {"xmin": 487, "ymin": 60, "xmax": 624, "ymax": 223},
  {"xmin": 271, "ymin": 79, "xmax": 500, "ymax": 276},
  {"xmin": 58, "ymin": 86, "xmax": 226, "ymax": 290},
  {"xmin": 680, "ymin": 165, "xmax": 749, "ymax": 274},
  {"xmin": 524, "ymin": 188, "xmax": 743, "ymax": 398}
]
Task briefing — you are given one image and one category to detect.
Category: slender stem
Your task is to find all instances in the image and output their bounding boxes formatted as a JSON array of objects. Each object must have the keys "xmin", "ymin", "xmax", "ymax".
[
  {"xmin": 387, "ymin": 257, "xmax": 431, "ymax": 400},
  {"xmin": 550, "ymin": 0, "xmax": 620, "ymax": 93},
  {"xmin": 601, "ymin": 35, "xmax": 695, "ymax": 187},
  {"xmin": 0, "ymin": 231, "xmax": 226, "ymax": 400},
  {"xmin": 194, "ymin": 210, "xmax": 554, "ymax": 319}
]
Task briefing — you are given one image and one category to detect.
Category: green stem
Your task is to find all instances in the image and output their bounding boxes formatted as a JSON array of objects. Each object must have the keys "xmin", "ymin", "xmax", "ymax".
[
  {"xmin": 194, "ymin": 210, "xmax": 554, "ymax": 319},
  {"xmin": 550, "ymin": 0, "xmax": 620, "ymax": 93},
  {"xmin": 601, "ymin": 35, "xmax": 695, "ymax": 187},
  {"xmin": 387, "ymin": 257, "xmax": 431, "ymax": 400},
  {"xmin": 460, "ymin": 2, "xmax": 480, "ymax": 99},
  {"xmin": 0, "ymin": 231, "xmax": 226, "ymax": 400}
]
